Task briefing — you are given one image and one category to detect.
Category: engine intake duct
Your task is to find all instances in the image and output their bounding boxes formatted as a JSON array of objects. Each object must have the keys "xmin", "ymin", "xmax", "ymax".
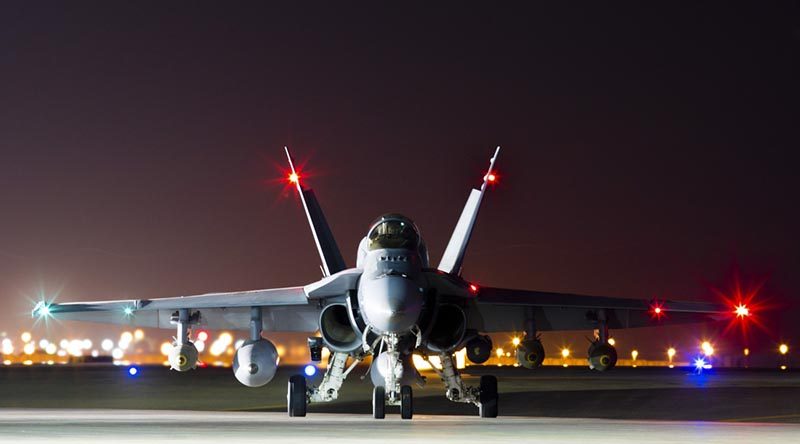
[
  {"xmin": 425, "ymin": 304, "xmax": 467, "ymax": 353},
  {"xmin": 319, "ymin": 303, "xmax": 362, "ymax": 352}
]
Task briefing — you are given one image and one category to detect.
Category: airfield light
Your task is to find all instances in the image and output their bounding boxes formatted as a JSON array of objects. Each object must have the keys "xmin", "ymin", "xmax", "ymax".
[
  {"xmin": 112, "ymin": 348, "xmax": 124, "ymax": 360},
  {"xmin": 631, "ymin": 350, "xmax": 639, "ymax": 360},
  {"xmin": 512, "ymin": 337, "xmax": 521, "ymax": 347},
  {"xmin": 39, "ymin": 339, "xmax": 49, "ymax": 349},
  {"xmin": 59, "ymin": 339, "xmax": 69, "ymax": 349},
  {"xmin": 21, "ymin": 332, "xmax": 32, "ymax": 343},
  {"xmin": 781, "ymin": 365, "xmax": 788, "ymax": 370},
  {"xmin": 496, "ymin": 348, "xmax": 505, "ymax": 358},
  {"xmin": 219, "ymin": 332, "xmax": 233, "ymax": 345},
  {"xmin": 1, "ymin": 339, "xmax": 13, "ymax": 355},
  {"xmin": 45, "ymin": 343, "xmax": 57, "ymax": 355},
  {"xmin": 101, "ymin": 339, "xmax": 114, "ymax": 352},
  {"xmin": 744, "ymin": 348, "xmax": 750, "ymax": 357},
  {"xmin": 304, "ymin": 364, "xmax": 317, "ymax": 377},
  {"xmin": 23, "ymin": 342, "xmax": 35, "ymax": 355},
  {"xmin": 667, "ymin": 348, "xmax": 676, "ymax": 360},
  {"xmin": 160, "ymin": 342, "xmax": 172, "ymax": 356},
  {"xmin": 195, "ymin": 340, "xmax": 206, "ymax": 353},
  {"xmin": 127, "ymin": 366, "xmax": 139, "ymax": 377},
  {"xmin": 701, "ymin": 341, "xmax": 714, "ymax": 356},
  {"xmin": 82, "ymin": 339, "xmax": 92, "ymax": 350},
  {"xmin": 196, "ymin": 331, "xmax": 209, "ymax": 342},
  {"xmin": 694, "ymin": 357, "xmax": 707, "ymax": 371},
  {"xmin": 607, "ymin": 338, "xmax": 616, "ymax": 346},
  {"xmin": 561, "ymin": 348, "xmax": 570, "ymax": 359},
  {"xmin": 91, "ymin": 350, "xmax": 99, "ymax": 358},
  {"xmin": 735, "ymin": 304, "xmax": 750, "ymax": 319},
  {"xmin": 779, "ymin": 344, "xmax": 789, "ymax": 355},
  {"xmin": 133, "ymin": 329, "xmax": 144, "ymax": 341}
]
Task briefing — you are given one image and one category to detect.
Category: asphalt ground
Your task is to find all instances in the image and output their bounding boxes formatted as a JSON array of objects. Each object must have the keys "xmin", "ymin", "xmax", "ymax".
[
  {"xmin": 1, "ymin": 365, "xmax": 799, "ymax": 423},
  {"xmin": 2, "ymin": 410, "xmax": 799, "ymax": 444}
]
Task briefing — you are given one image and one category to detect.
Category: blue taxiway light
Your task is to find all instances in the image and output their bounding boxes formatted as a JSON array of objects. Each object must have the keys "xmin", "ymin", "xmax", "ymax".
[
  {"xmin": 127, "ymin": 366, "xmax": 140, "ymax": 377},
  {"xmin": 304, "ymin": 364, "xmax": 317, "ymax": 377}
]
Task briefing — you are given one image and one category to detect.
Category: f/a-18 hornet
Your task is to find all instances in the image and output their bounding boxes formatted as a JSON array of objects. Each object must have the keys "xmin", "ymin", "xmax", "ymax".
[{"xmin": 33, "ymin": 147, "xmax": 730, "ymax": 419}]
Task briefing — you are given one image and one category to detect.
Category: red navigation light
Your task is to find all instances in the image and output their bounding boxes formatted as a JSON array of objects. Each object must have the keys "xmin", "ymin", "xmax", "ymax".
[
  {"xmin": 288, "ymin": 172, "xmax": 300, "ymax": 184},
  {"xmin": 734, "ymin": 303, "xmax": 750, "ymax": 319},
  {"xmin": 485, "ymin": 173, "xmax": 497, "ymax": 183},
  {"xmin": 650, "ymin": 301, "xmax": 666, "ymax": 320},
  {"xmin": 469, "ymin": 283, "xmax": 479, "ymax": 295}
]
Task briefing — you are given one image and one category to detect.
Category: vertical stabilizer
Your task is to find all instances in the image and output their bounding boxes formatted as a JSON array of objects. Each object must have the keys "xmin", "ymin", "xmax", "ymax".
[{"xmin": 438, "ymin": 147, "xmax": 500, "ymax": 275}]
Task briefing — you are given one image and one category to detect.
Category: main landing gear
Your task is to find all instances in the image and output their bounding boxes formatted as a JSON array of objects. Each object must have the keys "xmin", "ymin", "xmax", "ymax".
[
  {"xmin": 286, "ymin": 344, "xmax": 362, "ymax": 417},
  {"xmin": 421, "ymin": 352, "xmax": 498, "ymax": 418}
]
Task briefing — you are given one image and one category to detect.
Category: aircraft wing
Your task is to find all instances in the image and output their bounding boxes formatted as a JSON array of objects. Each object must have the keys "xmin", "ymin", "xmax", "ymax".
[
  {"xmin": 33, "ymin": 268, "xmax": 363, "ymax": 331},
  {"xmin": 474, "ymin": 286, "xmax": 730, "ymax": 332}
]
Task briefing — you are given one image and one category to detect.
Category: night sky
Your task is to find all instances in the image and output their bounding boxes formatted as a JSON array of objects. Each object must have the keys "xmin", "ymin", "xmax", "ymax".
[{"xmin": 1, "ymin": 3, "xmax": 798, "ymax": 361}]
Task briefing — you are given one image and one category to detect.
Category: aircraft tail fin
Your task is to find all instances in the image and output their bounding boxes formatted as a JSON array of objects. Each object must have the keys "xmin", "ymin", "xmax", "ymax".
[
  {"xmin": 438, "ymin": 146, "xmax": 500, "ymax": 275},
  {"xmin": 285, "ymin": 147, "xmax": 347, "ymax": 277}
]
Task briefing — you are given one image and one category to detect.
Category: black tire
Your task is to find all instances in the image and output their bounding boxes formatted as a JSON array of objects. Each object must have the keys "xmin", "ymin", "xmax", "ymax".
[
  {"xmin": 479, "ymin": 375, "xmax": 498, "ymax": 418},
  {"xmin": 400, "ymin": 385, "xmax": 413, "ymax": 420},
  {"xmin": 372, "ymin": 386, "xmax": 386, "ymax": 419},
  {"xmin": 287, "ymin": 374, "xmax": 307, "ymax": 417}
]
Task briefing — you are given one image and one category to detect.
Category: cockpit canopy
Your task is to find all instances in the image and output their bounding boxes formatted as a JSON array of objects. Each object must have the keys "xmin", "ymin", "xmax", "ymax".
[{"xmin": 367, "ymin": 214, "xmax": 420, "ymax": 251}]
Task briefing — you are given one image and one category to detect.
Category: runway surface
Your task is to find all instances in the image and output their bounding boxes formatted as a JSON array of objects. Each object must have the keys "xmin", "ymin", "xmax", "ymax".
[
  {"xmin": 2, "ymin": 365, "xmax": 799, "ymax": 422},
  {"xmin": 2, "ymin": 409, "xmax": 799, "ymax": 444}
]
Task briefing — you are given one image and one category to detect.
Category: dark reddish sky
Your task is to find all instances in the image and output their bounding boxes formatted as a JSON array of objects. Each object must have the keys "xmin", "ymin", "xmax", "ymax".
[{"xmin": 1, "ymin": 3, "xmax": 798, "ymax": 361}]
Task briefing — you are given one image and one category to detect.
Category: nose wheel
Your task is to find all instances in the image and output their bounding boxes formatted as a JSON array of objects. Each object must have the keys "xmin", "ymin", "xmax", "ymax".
[
  {"xmin": 372, "ymin": 385, "xmax": 413, "ymax": 419},
  {"xmin": 400, "ymin": 385, "xmax": 413, "ymax": 420},
  {"xmin": 372, "ymin": 386, "xmax": 386, "ymax": 419}
]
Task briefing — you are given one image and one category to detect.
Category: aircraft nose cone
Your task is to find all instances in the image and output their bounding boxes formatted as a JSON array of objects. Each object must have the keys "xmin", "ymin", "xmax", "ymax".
[{"xmin": 359, "ymin": 275, "xmax": 423, "ymax": 333}]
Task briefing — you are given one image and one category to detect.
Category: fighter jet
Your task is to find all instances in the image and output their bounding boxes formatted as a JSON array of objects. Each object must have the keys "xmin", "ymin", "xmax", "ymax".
[{"xmin": 32, "ymin": 147, "xmax": 733, "ymax": 419}]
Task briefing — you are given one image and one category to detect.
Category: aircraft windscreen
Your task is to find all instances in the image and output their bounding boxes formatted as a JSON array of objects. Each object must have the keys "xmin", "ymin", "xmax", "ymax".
[{"xmin": 368, "ymin": 219, "xmax": 419, "ymax": 251}]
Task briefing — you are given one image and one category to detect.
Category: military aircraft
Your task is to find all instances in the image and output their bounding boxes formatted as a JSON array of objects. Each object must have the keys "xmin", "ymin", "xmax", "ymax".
[{"xmin": 32, "ymin": 147, "xmax": 734, "ymax": 419}]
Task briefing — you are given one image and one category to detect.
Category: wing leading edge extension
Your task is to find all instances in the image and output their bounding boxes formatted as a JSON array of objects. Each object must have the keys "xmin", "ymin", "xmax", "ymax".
[{"xmin": 475, "ymin": 286, "xmax": 729, "ymax": 332}]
